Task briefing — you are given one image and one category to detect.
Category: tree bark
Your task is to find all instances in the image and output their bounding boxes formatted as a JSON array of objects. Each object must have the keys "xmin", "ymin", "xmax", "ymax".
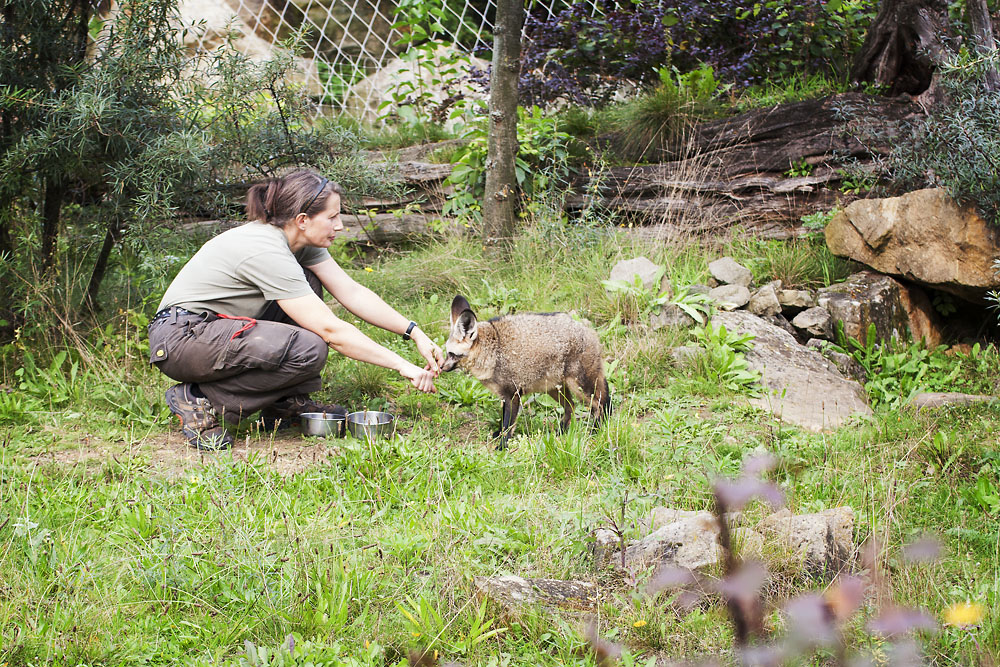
[
  {"xmin": 966, "ymin": 0, "xmax": 1000, "ymax": 91},
  {"xmin": 83, "ymin": 219, "xmax": 122, "ymax": 312},
  {"xmin": 850, "ymin": 0, "xmax": 951, "ymax": 95},
  {"xmin": 41, "ymin": 177, "xmax": 65, "ymax": 271},
  {"xmin": 482, "ymin": 0, "xmax": 522, "ymax": 248}
]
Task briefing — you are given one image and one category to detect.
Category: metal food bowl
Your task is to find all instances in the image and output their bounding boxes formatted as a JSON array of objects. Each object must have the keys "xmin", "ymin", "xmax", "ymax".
[
  {"xmin": 346, "ymin": 410, "xmax": 395, "ymax": 440},
  {"xmin": 300, "ymin": 412, "xmax": 346, "ymax": 438}
]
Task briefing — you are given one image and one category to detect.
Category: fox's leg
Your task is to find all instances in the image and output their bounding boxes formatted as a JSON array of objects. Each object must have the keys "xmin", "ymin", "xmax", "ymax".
[
  {"xmin": 549, "ymin": 388, "xmax": 574, "ymax": 432},
  {"xmin": 570, "ymin": 372, "xmax": 611, "ymax": 427},
  {"xmin": 493, "ymin": 391, "xmax": 521, "ymax": 449}
]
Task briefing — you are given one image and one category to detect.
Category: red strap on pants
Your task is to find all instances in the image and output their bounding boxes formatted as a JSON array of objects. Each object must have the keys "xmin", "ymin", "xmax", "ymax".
[{"xmin": 216, "ymin": 313, "xmax": 258, "ymax": 340}]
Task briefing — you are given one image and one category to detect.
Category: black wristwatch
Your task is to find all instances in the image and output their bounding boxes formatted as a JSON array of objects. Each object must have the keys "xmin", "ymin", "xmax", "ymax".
[{"xmin": 403, "ymin": 321, "xmax": 418, "ymax": 341}]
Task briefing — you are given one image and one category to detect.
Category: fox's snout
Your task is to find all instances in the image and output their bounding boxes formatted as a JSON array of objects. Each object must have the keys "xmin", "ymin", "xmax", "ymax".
[{"xmin": 441, "ymin": 353, "xmax": 461, "ymax": 372}]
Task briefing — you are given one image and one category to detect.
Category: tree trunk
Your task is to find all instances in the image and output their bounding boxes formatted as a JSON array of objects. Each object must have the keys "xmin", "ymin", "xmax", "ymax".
[
  {"xmin": 966, "ymin": 0, "xmax": 1000, "ymax": 91},
  {"xmin": 850, "ymin": 0, "xmax": 951, "ymax": 95},
  {"xmin": 83, "ymin": 219, "xmax": 122, "ymax": 312},
  {"xmin": 482, "ymin": 0, "xmax": 522, "ymax": 248},
  {"xmin": 41, "ymin": 177, "xmax": 65, "ymax": 271}
]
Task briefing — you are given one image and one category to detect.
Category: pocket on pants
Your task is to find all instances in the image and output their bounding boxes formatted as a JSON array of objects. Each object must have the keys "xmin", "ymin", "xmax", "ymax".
[{"xmin": 212, "ymin": 323, "xmax": 295, "ymax": 372}]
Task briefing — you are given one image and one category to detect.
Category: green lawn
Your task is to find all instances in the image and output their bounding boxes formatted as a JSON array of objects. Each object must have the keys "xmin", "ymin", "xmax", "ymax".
[{"xmin": 1, "ymin": 227, "xmax": 998, "ymax": 666}]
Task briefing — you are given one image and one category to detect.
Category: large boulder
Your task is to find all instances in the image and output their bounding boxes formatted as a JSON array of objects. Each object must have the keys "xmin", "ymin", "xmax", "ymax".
[
  {"xmin": 817, "ymin": 271, "xmax": 944, "ymax": 346},
  {"xmin": 176, "ymin": 1, "xmax": 322, "ymax": 95},
  {"xmin": 825, "ymin": 188, "xmax": 1000, "ymax": 301},
  {"xmin": 618, "ymin": 510, "xmax": 722, "ymax": 572},
  {"xmin": 713, "ymin": 311, "xmax": 872, "ymax": 431},
  {"xmin": 758, "ymin": 507, "xmax": 854, "ymax": 577}
]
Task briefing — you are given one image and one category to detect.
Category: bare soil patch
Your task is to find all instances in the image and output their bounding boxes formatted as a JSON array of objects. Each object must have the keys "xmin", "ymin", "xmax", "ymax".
[{"xmin": 29, "ymin": 429, "xmax": 344, "ymax": 478}]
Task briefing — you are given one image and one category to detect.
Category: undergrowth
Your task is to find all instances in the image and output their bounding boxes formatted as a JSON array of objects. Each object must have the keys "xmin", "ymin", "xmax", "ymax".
[{"xmin": 1, "ymin": 223, "xmax": 998, "ymax": 665}]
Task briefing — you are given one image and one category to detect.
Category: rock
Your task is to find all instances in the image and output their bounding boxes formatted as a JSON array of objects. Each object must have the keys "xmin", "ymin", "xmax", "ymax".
[
  {"xmin": 712, "ymin": 311, "xmax": 873, "ymax": 431},
  {"xmin": 908, "ymin": 392, "xmax": 997, "ymax": 410},
  {"xmin": 176, "ymin": 1, "xmax": 323, "ymax": 95},
  {"xmin": 619, "ymin": 510, "xmax": 722, "ymax": 572},
  {"xmin": 758, "ymin": 507, "xmax": 854, "ymax": 577},
  {"xmin": 778, "ymin": 289, "xmax": 816, "ymax": 311},
  {"xmin": 791, "ymin": 307, "xmax": 834, "ymax": 340},
  {"xmin": 763, "ymin": 313, "xmax": 799, "ymax": 339},
  {"xmin": 473, "ymin": 575, "xmax": 600, "ymax": 612},
  {"xmin": 825, "ymin": 188, "xmax": 1000, "ymax": 301},
  {"xmin": 709, "ymin": 284, "xmax": 751, "ymax": 310},
  {"xmin": 817, "ymin": 271, "xmax": 944, "ymax": 347},
  {"xmin": 709, "ymin": 257, "xmax": 754, "ymax": 287},
  {"xmin": 592, "ymin": 529, "xmax": 622, "ymax": 570},
  {"xmin": 650, "ymin": 303, "xmax": 697, "ymax": 329},
  {"xmin": 748, "ymin": 283, "xmax": 782, "ymax": 317},
  {"xmin": 807, "ymin": 339, "xmax": 867, "ymax": 383},
  {"xmin": 609, "ymin": 257, "xmax": 670, "ymax": 295},
  {"xmin": 685, "ymin": 284, "xmax": 712, "ymax": 297}
]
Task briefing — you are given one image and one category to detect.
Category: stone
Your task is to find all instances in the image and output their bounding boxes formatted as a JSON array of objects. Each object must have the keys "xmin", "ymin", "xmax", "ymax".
[
  {"xmin": 685, "ymin": 284, "xmax": 712, "ymax": 297},
  {"xmin": 817, "ymin": 271, "xmax": 944, "ymax": 347},
  {"xmin": 763, "ymin": 313, "xmax": 799, "ymax": 339},
  {"xmin": 608, "ymin": 257, "xmax": 670, "ymax": 295},
  {"xmin": 806, "ymin": 339, "xmax": 867, "ymax": 383},
  {"xmin": 650, "ymin": 303, "xmax": 697, "ymax": 330},
  {"xmin": 619, "ymin": 510, "xmax": 722, "ymax": 572},
  {"xmin": 825, "ymin": 188, "xmax": 1000, "ymax": 301},
  {"xmin": 778, "ymin": 289, "xmax": 816, "ymax": 311},
  {"xmin": 792, "ymin": 307, "xmax": 834, "ymax": 340},
  {"xmin": 592, "ymin": 528, "xmax": 622, "ymax": 570},
  {"xmin": 712, "ymin": 311, "xmax": 873, "ymax": 431},
  {"xmin": 709, "ymin": 257, "xmax": 754, "ymax": 287},
  {"xmin": 176, "ymin": 1, "xmax": 322, "ymax": 95},
  {"xmin": 473, "ymin": 575, "xmax": 600, "ymax": 612},
  {"xmin": 908, "ymin": 392, "xmax": 997, "ymax": 410},
  {"xmin": 709, "ymin": 284, "xmax": 751, "ymax": 310},
  {"xmin": 758, "ymin": 507, "xmax": 855, "ymax": 577},
  {"xmin": 748, "ymin": 283, "xmax": 782, "ymax": 317}
]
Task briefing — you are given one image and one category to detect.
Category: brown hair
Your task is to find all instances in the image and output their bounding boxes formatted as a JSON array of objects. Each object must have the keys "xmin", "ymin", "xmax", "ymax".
[{"xmin": 245, "ymin": 170, "xmax": 344, "ymax": 228}]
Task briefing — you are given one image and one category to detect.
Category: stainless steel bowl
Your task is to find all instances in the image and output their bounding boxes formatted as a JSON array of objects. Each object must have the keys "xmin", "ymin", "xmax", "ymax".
[
  {"xmin": 300, "ymin": 412, "xmax": 346, "ymax": 437},
  {"xmin": 345, "ymin": 411, "xmax": 395, "ymax": 440}
]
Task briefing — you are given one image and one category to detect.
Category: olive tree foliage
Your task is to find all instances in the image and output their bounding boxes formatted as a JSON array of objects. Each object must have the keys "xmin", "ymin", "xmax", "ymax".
[{"xmin": 0, "ymin": 0, "xmax": 393, "ymax": 338}]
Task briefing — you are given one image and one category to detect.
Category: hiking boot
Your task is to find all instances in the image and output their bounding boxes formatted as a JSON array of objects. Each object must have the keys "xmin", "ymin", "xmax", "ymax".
[
  {"xmin": 260, "ymin": 394, "xmax": 347, "ymax": 430},
  {"xmin": 165, "ymin": 383, "xmax": 234, "ymax": 451}
]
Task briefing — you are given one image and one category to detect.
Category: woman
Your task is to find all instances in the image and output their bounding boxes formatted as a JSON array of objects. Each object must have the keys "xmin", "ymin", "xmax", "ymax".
[{"xmin": 148, "ymin": 170, "xmax": 442, "ymax": 450}]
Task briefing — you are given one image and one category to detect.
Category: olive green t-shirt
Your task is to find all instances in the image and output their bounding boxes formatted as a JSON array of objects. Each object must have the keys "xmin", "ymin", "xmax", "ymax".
[{"xmin": 157, "ymin": 223, "xmax": 329, "ymax": 317}]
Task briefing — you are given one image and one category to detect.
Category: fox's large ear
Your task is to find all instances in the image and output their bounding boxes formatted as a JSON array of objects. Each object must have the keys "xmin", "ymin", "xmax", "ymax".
[
  {"xmin": 454, "ymin": 309, "xmax": 478, "ymax": 341},
  {"xmin": 450, "ymin": 294, "xmax": 473, "ymax": 324}
]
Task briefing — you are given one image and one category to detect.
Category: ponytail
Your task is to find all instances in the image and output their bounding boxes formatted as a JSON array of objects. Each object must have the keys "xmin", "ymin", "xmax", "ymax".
[{"xmin": 244, "ymin": 171, "xmax": 343, "ymax": 228}]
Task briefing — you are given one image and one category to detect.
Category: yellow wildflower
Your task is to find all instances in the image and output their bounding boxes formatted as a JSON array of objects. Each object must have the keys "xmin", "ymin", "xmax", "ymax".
[
  {"xmin": 364, "ymin": 267, "xmax": 374, "ymax": 272},
  {"xmin": 633, "ymin": 620, "xmax": 647, "ymax": 628},
  {"xmin": 944, "ymin": 602, "xmax": 985, "ymax": 627}
]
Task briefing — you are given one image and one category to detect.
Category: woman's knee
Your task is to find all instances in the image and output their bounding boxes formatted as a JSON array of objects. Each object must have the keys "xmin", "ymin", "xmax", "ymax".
[{"xmin": 294, "ymin": 329, "xmax": 329, "ymax": 372}]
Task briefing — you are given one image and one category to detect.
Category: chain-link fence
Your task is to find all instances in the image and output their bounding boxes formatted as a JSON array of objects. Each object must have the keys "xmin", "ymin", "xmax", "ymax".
[{"xmin": 182, "ymin": 0, "xmax": 601, "ymax": 119}]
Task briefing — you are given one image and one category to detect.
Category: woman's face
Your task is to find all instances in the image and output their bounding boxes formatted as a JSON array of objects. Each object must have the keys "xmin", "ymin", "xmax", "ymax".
[{"xmin": 301, "ymin": 193, "xmax": 343, "ymax": 247}]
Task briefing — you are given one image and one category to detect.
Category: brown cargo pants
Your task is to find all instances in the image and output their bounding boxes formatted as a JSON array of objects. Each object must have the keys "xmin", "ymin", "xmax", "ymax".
[{"xmin": 147, "ymin": 273, "xmax": 328, "ymax": 423}]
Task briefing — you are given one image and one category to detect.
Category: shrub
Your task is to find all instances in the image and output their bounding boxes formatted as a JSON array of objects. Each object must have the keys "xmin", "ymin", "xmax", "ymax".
[
  {"xmin": 851, "ymin": 51, "xmax": 1000, "ymax": 225},
  {"xmin": 518, "ymin": 0, "xmax": 876, "ymax": 107}
]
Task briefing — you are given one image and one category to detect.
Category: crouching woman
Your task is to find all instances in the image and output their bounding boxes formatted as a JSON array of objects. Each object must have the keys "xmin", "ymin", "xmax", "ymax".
[{"xmin": 148, "ymin": 170, "xmax": 442, "ymax": 449}]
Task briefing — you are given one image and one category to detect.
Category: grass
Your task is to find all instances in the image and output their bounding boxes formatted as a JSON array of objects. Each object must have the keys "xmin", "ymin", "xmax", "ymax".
[{"xmin": 1, "ymin": 220, "xmax": 999, "ymax": 666}]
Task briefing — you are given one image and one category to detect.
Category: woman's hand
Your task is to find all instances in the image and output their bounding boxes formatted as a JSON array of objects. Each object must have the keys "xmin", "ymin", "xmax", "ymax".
[
  {"xmin": 399, "ymin": 362, "xmax": 437, "ymax": 393},
  {"xmin": 413, "ymin": 329, "xmax": 444, "ymax": 375}
]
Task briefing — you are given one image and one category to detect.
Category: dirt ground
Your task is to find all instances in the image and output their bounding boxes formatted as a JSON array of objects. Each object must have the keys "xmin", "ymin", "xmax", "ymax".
[{"xmin": 29, "ymin": 430, "xmax": 345, "ymax": 478}]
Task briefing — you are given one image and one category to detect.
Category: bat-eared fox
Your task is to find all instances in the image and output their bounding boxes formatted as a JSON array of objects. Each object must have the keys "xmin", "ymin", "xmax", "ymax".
[{"xmin": 441, "ymin": 294, "xmax": 611, "ymax": 447}]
